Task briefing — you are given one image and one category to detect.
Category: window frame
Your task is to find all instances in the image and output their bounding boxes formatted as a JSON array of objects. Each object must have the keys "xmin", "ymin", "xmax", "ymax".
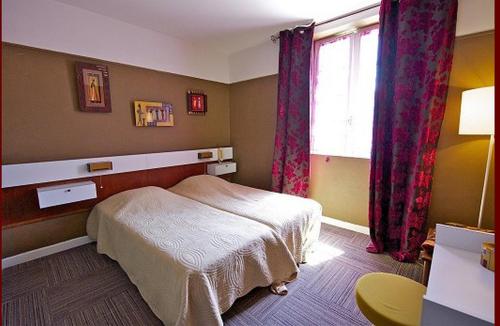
[{"xmin": 310, "ymin": 23, "xmax": 379, "ymax": 159}]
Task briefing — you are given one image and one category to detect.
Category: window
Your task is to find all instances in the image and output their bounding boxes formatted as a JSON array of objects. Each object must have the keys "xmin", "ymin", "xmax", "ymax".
[{"xmin": 311, "ymin": 25, "xmax": 379, "ymax": 159}]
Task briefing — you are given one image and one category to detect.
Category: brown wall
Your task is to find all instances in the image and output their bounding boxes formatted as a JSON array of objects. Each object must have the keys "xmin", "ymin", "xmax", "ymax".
[
  {"xmin": 229, "ymin": 75, "xmax": 278, "ymax": 190},
  {"xmin": 2, "ymin": 43, "xmax": 230, "ymax": 164},
  {"xmin": 2, "ymin": 212, "xmax": 88, "ymax": 258},
  {"xmin": 2, "ymin": 43, "xmax": 231, "ymax": 256},
  {"xmin": 229, "ymin": 32, "xmax": 495, "ymax": 229}
]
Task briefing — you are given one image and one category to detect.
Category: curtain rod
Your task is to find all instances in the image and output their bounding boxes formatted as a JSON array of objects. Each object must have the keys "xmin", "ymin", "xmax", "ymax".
[{"xmin": 270, "ymin": 3, "xmax": 381, "ymax": 43}]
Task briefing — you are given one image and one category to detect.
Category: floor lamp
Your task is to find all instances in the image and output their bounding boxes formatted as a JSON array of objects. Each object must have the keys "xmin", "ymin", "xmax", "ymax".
[{"xmin": 458, "ymin": 86, "xmax": 495, "ymax": 228}]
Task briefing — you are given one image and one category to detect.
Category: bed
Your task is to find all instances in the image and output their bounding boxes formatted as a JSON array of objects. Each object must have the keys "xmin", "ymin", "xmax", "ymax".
[
  {"xmin": 169, "ymin": 175, "xmax": 322, "ymax": 263},
  {"xmin": 87, "ymin": 186, "xmax": 298, "ymax": 326}
]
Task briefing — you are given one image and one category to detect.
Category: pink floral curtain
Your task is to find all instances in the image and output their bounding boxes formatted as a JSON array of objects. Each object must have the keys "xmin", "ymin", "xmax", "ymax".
[
  {"xmin": 271, "ymin": 25, "xmax": 314, "ymax": 197},
  {"xmin": 367, "ymin": 0, "xmax": 458, "ymax": 262}
]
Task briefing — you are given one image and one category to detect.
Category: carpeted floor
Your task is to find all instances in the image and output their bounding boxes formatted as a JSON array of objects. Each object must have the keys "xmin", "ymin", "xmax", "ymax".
[{"xmin": 2, "ymin": 223, "xmax": 422, "ymax": 325}]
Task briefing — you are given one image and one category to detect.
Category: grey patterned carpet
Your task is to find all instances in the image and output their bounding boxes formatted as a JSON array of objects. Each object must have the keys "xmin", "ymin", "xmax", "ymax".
[{"xmin": 2, "ymin": 223, "xmax": 422, "ymax": 325}]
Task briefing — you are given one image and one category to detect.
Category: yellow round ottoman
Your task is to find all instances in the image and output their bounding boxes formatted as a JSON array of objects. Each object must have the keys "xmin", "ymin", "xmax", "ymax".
[{"xmin": 355, "ymin": 272, "xmax": 426, "ymax": 326}]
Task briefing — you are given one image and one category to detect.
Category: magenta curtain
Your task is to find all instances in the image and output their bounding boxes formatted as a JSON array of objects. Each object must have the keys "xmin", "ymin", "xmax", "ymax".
[
  {"xmin": 271, "ymin": 25, "xmax": 314, "ymax": 197},
  {"xmin": 367, "ymin": 0, "xmax": 458, "ymax": 262}
]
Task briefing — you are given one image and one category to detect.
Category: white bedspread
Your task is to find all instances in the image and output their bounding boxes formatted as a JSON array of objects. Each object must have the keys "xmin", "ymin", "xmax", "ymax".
[
  {"xmin": 87, "ymin": 186, "xmax": 298, "ymax": 326},
  {"xmin": 169, "ymin": 175, "xmax": 322, "ymax": 263}
]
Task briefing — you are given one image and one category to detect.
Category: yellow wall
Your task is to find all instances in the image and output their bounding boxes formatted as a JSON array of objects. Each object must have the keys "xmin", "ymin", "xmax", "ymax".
[
  {"xmin": 309, "ymin": 156, "xmax": 370, "ymax": 226},
  {"xmin": 428, "ymin": 31, "xmax": 495, "ymax": 229}
]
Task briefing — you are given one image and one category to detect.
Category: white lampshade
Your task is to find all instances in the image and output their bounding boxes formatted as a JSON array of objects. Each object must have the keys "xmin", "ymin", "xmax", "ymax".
[{"xmin": 459, "ymin": 86, "xmax": 495, "ymax": 135}]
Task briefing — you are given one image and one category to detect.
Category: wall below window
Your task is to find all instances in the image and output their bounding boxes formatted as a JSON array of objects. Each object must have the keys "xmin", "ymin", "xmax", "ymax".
[
  {"xmin": 229, "ymin": 31, "xmax": 495, "ymax": 230},
  {"xmin": 309, "ymin": 156, "xmax": 370, "ymax": 226}
]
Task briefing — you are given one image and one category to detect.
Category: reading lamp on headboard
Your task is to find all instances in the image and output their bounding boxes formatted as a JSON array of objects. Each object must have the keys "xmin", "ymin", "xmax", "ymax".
[{"xmin": 458, "ymin": 86, "xmax": 495, "ymax": 228}]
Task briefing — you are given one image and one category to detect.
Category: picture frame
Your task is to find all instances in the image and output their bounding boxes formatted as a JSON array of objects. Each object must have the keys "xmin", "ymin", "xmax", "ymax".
[
  {"xmin": 187, "ymin": 91, "xmax": 207, "ymax": 115},
  {"xmin": 75, "ymin": 62, "xmax": 112, "ymax": 112},
  {"xmin": 134, "ymin": 100, "xmax": 174, "ymax": 127}
]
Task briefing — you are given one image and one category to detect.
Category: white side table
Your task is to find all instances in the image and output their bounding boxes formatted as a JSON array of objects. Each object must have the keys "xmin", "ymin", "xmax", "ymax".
[{"xmin": 421, "ymin": 224, "xmax": 494, "ymax": 325}]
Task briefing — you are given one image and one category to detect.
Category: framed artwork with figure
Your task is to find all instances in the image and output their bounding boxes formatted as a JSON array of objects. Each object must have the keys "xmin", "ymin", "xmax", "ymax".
[{"xmin": 76, "ymin": 62, "xmax": 112, "ymax": 112}]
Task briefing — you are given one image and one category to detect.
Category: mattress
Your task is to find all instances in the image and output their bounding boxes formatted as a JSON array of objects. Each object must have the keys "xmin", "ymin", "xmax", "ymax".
[
  {"xmin": 169, "ymin": 175, "xmax": 322, "ymax": 263},
  {"xmin": 87, "ymin": 186, "xmax": 298, "ymax": 326}
]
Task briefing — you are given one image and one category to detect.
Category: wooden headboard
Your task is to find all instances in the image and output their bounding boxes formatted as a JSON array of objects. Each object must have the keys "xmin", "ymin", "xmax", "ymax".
[
  {"xmin": 2, "ymin": 147, "xmax": 234, "ymax": 229},
  {"xmin": 2, "ymin": 163, "xmax": 206, "ymax": 229}
]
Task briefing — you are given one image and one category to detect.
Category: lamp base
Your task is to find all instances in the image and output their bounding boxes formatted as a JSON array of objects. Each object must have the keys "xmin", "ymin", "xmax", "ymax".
[{"xmin": 477, "ymin": 134, "xmax": 494, "ymax": 228}]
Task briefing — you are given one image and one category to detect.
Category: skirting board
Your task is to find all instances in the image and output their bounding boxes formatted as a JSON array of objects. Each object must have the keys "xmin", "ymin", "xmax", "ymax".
[
  {"xmin": 2, "ymin": 236, "xmax": 94, "ymax": 269},
  {"xmin": 322, "ymin": 216, "xmax": 370, "ymax": 235}
]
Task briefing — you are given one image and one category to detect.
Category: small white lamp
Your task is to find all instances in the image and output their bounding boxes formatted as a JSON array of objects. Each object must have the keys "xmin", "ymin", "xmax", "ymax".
[{"xmin": 459, "ymin": 86, "xmax": 495, "ymax": 228}]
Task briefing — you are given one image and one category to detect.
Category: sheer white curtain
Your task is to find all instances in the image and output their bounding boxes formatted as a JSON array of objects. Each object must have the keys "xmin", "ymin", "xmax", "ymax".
[{"xmin": 311, "ymin": 25, "xmax": 379, "ymax": 159}]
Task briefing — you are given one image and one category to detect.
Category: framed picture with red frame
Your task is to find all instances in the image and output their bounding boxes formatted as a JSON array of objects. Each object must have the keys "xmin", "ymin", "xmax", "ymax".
[
  {"xmin": 75, "ymin": 62, "xmax": 112, "ymax": 113},
  {"xmin": 186, "ymin": 91, "xmax": 207, "ymax": 115}
]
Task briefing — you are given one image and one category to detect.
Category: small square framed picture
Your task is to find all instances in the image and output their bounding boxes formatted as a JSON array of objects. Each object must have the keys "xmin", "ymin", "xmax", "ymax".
[{"xmin": 187, "ymin": 91, "xmax": 207, "ymax": 115}]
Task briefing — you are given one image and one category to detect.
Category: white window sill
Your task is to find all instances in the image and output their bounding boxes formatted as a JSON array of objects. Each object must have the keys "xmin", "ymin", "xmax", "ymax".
[{"xmin": 310, "ymin": 152, "xmax": 371, "ymax": 160}]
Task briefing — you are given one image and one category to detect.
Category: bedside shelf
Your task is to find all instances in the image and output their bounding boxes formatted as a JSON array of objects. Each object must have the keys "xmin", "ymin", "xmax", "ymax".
[{"xmin": 207, "ymin": 162, "xmax": 237, "ymax": 176}]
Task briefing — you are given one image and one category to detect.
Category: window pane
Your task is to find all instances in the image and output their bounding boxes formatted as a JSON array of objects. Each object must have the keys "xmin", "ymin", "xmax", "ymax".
[
  {"xmin": 347, "ymin": 28, "xmax": 379, "ymax": 158},
  {"xmin": 312, "ymin": 36, "xmax": 351, "ymax": 156},
  {"xmin": 311, "ymin": 26, "xmax": 379, "ymax": 159}
]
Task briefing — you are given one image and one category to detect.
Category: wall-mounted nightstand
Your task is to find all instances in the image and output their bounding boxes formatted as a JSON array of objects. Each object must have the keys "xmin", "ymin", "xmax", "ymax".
[{"xmin": 207, "ymin": 161, "xmax": 237, "ymax": 176}]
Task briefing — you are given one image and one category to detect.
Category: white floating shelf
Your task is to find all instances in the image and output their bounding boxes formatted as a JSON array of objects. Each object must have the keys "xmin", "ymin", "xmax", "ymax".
[
  {"xmin": 207, "ymin": 162, "xmax": 237, "ymax": 176},
  {"xmin": 37, "ymin": 181, "xmax": 97, "ymax": 208}
]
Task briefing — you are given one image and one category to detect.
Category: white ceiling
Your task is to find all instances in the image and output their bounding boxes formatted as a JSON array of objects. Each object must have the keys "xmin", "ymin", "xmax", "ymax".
[{"xmin": 54, "ymin": 0, "xmax": 380, "ymax": 55}]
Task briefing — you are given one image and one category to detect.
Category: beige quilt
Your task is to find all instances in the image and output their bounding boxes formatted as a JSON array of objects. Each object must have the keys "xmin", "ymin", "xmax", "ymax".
[
  {"xmin": 169, "ymin": 175, "xmax": 322, "ymax": 263},
  {"xmin": 87, "ymin": 186, "xmax": 298, "ymax": 326}
]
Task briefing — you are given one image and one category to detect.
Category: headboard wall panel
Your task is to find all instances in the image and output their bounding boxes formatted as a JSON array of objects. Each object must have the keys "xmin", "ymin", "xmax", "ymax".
[{"xmin": 2, "ymin": 163, "xmax": 206, "ymax": 229}]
